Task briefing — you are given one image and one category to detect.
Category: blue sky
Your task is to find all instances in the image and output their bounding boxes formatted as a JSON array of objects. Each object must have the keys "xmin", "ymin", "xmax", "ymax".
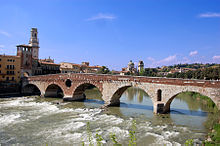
[{"xmin": 0, "ymin": 0, "xmax": 220, "ymax": 70}]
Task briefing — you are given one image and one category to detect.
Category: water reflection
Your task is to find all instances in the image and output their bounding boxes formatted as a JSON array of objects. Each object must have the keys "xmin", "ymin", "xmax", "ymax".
[
  {"xmin": 77, "ymin": 87, "xmax": 218, "ymax": 130},
  {"xmin": 124, "ymin": 87, "xmax": 149, "ymax": 103},
  {"xmin": 170, "ymin": 109, "xmax": 207, "ymax": 117}
]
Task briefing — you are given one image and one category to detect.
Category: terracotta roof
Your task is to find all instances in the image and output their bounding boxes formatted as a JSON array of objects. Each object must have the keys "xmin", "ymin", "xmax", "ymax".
[
  {"xmin": 0, "ymin": 54, "xmax": 20, "ymax": 58},
  {"xmin": 88, "ymin": 66, "xmax": 102, "ymax": 68},
  {"xmin": 39, "ymin": 61, "xmax": 60, "ymax": 66},
  {"xmin": 120, "ymin": 71, "xmax": 129, "ymax": 73}
]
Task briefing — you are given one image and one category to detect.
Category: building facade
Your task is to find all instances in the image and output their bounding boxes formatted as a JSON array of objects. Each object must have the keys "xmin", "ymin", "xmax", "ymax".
[
  {"xmin": 60, "ymin": 62, "xmax": 101, "ymax": 74},
  {"xmin": 0, "ymin": 55, "xmax": 21, "ymax": 82},
  {"xmin": 17, "ymin": 45, "xmax": 33, "ymax": 77}
]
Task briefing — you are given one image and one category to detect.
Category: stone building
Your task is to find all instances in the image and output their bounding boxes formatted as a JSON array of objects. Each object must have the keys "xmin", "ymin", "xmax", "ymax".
[
  {"xmin": 16, "ymin": 28, "xmax": 60, "ymax": 76},
  {"xmin": 0, "ymin": 54, "xmax": 21, "ymax": 82},
  {"xmin": 127, "ymin": 60, "xmax": 135, "ymax": 72},
  {"xmin": 120, "ymin": 60, "xmax": 145, "ymax": 75},
  {"xmin": 138, "ymin": 60, "xmax": 144, "ymax": 72},
  {"xmin": 16, "ymin": 44, "xmax": 33, "ymax": 77}
]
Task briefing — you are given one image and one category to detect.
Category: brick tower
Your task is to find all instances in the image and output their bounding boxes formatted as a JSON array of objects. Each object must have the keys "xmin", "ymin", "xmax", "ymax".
[{"xmin": 29, "ymin": 28, "xmax": 39, "ymax": 59}]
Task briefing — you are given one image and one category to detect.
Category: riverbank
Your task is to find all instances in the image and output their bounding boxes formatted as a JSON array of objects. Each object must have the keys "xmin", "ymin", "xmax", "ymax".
[
  {"xmin": 203, "ymin": 123, "xmax": 220, "ymax": 145},
  {"xmin": 0, "ymin": 82, "xmax": 21, "ymax": 98},
  {"xmin": 0, "ymin": 92, "xmax": 21, "ymax": 98}
]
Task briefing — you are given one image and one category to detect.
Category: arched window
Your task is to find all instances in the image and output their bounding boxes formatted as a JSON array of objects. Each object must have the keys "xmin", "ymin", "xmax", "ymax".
[{"xmin": 157, "ymin": 89, "xmax": 162, "ymax": 101}]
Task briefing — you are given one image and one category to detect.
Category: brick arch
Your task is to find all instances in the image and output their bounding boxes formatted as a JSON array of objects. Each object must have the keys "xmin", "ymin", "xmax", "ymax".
[
  {"xmin": 22, "ymin": 83, "xmax": 42, "ymax": 96},
  {"xmin": 163, "ymin": 89, "xmax": 219, "ymax": 113},
  {"xmin": 72, "ymin": 82, "xmax": 103, "ymax": 101},
  {"xmin": 45, "ymin": 83, "xmax": 64, "ymax": 98}
]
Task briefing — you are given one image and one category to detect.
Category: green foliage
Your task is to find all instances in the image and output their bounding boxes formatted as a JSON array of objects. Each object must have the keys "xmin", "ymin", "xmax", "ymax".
[
  {"xmin": 212, "ymin": 124, "xmax": 220, "ymax": 143},
  {"xmin": 110, "ymin": 133, "xmax": 121, "ymax": 146},
  {"xmin": 184, "ymin": 139, "xmax": 194, "ymax": 146},
  {"xmin": 97, "ymin": 66, "xmax": 110, "ymax": 74},
  {"xmin": 203, "ymin": 124, "xmax": 220, "ymax": 145},
  {"xmin": 139, "ymin": 68, "xmax": 145, "ymax": 76},
  {"xmin": 95, "ymin": 130, "xmax": 103, "ymax": 146},
  {"xmin": 165, "ymin": 64, "xmax": 220, "ymax": 80},
  {"xmin": 135, "ymin": 63, "xmax": 220, "ymax": 80},
  {"xmin": 81, "ymin": 141, "xmax": 85, "ymax": 146},
  {"xmin": 86, "ymin": 122, "xmax": 93, "ymax": 146},
  {"xmin": 129, "ymin": 120, "xmax": 137, "ymax": 146},
  {"xmin": 142, "ymin": 68, "xmax": 158, "ymax": 77}
]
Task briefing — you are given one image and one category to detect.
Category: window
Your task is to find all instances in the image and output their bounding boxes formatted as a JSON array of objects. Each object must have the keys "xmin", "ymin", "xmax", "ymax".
[
  {"xmin": 0, "ymin": 70, "xmax": 1, "ymax": 74},
  {"xmin": 0, "ymin": 58, "xmax": 1, "ymax": 61},
  {"xmin": 7, "ymin": 65, "xmax": 9, "ymax": 69},
  {"xmin": 0, "ymin": 64, "xmax": 1, "ymax": 68},
  {"xmin": 157, "ymin": 89, "xmax": 162, "ymax": 101},
  {"xmin": 6, "ymin": 77, "xmax": 9, "ymax": 81},
  {"xmin": 7, "ymin": 71, "xmax": 9, "ymax": 75},
  {"xmin": 12, "ymin": 77, "xmax": 14, "ymax": 81}
]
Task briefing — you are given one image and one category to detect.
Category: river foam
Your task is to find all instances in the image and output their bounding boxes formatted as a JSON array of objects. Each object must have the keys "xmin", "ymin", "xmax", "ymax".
[{"xmin": 0, "ymin": 97, "xmax": 206, "ymax": 145}]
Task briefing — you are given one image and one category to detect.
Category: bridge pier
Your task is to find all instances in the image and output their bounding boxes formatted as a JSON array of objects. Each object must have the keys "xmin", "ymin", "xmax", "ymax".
[
  {"xmin": 63, "ymin": 94, "xmax": 86, "ymax": 101},
  {"xmin": 153, "ymin": 102, "xmax": 165, "ymax": 114}
]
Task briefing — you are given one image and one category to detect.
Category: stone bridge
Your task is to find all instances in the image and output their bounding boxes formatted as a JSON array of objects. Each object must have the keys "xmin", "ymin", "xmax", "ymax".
[{"xmin": 22, "ymin": 73, "xmax": 220, "ymax": 113}]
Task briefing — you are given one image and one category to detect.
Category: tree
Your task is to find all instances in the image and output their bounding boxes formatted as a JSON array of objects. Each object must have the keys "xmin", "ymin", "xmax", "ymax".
[
  {"xmin": 97, "ymin": 66, "xmax": 110, "ymax": 74},
  {"xmin": 139, "ymin": 68, "xmax": 145, "ymax": 76}
]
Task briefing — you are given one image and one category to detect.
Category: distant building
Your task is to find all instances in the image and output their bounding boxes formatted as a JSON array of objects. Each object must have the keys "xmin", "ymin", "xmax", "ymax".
[
  {"xmin": 1, "ymin": 28, "xmax": 103, "ymax": 80},
  {"xmin": 29, "ymin": 28, "xmax": 39, "ymax": 59},
  {"xmin": 127, "ymin": 60, "xmax": 135, "ymax": 72},
  {"xmin": 16, "ymin": 44, "xmax": 33, "ymax": 77},
  {"xmin": 60, "ymin": 62, "xmax": 81, "ymax": 73},
  {"xmin": 16, "ymin": 28, "xmax": 61, "ymax": 76},
  {"xmin": 121, "ymin": 60, "xmax": 142, "ymax": 75},
  {"xmin": 60, "ymin": 62, "xmax": 102, "ymax": 74},
  {"xmin": 138, "ymin": 60, "xmax": 144, "ymax": 72},
  {"xmin": 38, "ymin": 60, "xmax": 60, "ymax": 75},
  {"xmin": 0, "ymin": 54, "xmax": 21, "ymax": 82},
  {"xmin": 39, "ymin": 56, "xmax": 54, "ymax": 63}
]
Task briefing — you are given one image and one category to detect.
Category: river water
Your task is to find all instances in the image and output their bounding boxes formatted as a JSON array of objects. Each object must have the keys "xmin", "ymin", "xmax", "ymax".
[{"xmin": 0, "ymin": 87, "xmax": 218, "ymax": 145}]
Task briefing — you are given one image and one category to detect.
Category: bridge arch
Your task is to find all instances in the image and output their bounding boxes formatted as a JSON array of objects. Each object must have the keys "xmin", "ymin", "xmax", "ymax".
[
  {"xmin": 163, "ymin": 90, "xmax": 219, "ymax": 113},
  {"xmin": 22, "ymin": 84, "xmax": 41, "ymax": 96},
  {"xmin": 45, "ymin": 84, "xmax": 64, "ymax": 98},
  {"xmin": 109, "ymin": 85, "xmax": 153, "ymax": 106},
  {"xmin": 72, "ymin": 82, "xmax": 103, "ymax": 101}
]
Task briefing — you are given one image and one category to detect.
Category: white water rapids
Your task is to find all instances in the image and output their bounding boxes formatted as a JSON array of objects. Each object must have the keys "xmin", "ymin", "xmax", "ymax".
[{"xmin": 0, "ymin": 95, "xmax": 208, "ymax": 145}]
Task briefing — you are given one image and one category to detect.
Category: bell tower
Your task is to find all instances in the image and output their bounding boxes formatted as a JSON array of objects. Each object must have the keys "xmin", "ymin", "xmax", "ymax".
[{"xmin": 29, "ymin": 28, "xmax": 39, "ymax": 59}]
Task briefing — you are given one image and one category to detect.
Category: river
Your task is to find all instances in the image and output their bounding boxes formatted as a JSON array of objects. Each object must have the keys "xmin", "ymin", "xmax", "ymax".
[{"xmin": 0, "ymin": 87, "xmax": 218, "ymax": 145}]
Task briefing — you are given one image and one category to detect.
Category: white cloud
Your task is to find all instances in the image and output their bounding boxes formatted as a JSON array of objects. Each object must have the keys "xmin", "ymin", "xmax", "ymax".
[
  {"xmin": 189, "ymin": 50, "xmax": 198, "ymax": 56},
  {"xmin": 146, "ymin": 55, "xmax": 177, "ymax": 67},
  {"xmin": 147, "ymin": 57, "xmax": 155, "ymax": 62},
  {"xmin": 213, "ymin": 56, "xmax": 220, "ymax": 60},
  {"xmin": 159, "ymin": 55, "xmax": 177, "ymax": 63},
  {"xmin": 199, "ymin": 12, "xmax": 220, "ymax": 18},
  {"xmin": 0, "ymin": 30, "xmax": 11, "ymax": 37},
  {"xmin": 86, "ymin": 13, "xmax": 116, "ymax": 21},
  {"xmin": 0, "ymin": 45, "xmax": 5, "ymax": 48}
]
